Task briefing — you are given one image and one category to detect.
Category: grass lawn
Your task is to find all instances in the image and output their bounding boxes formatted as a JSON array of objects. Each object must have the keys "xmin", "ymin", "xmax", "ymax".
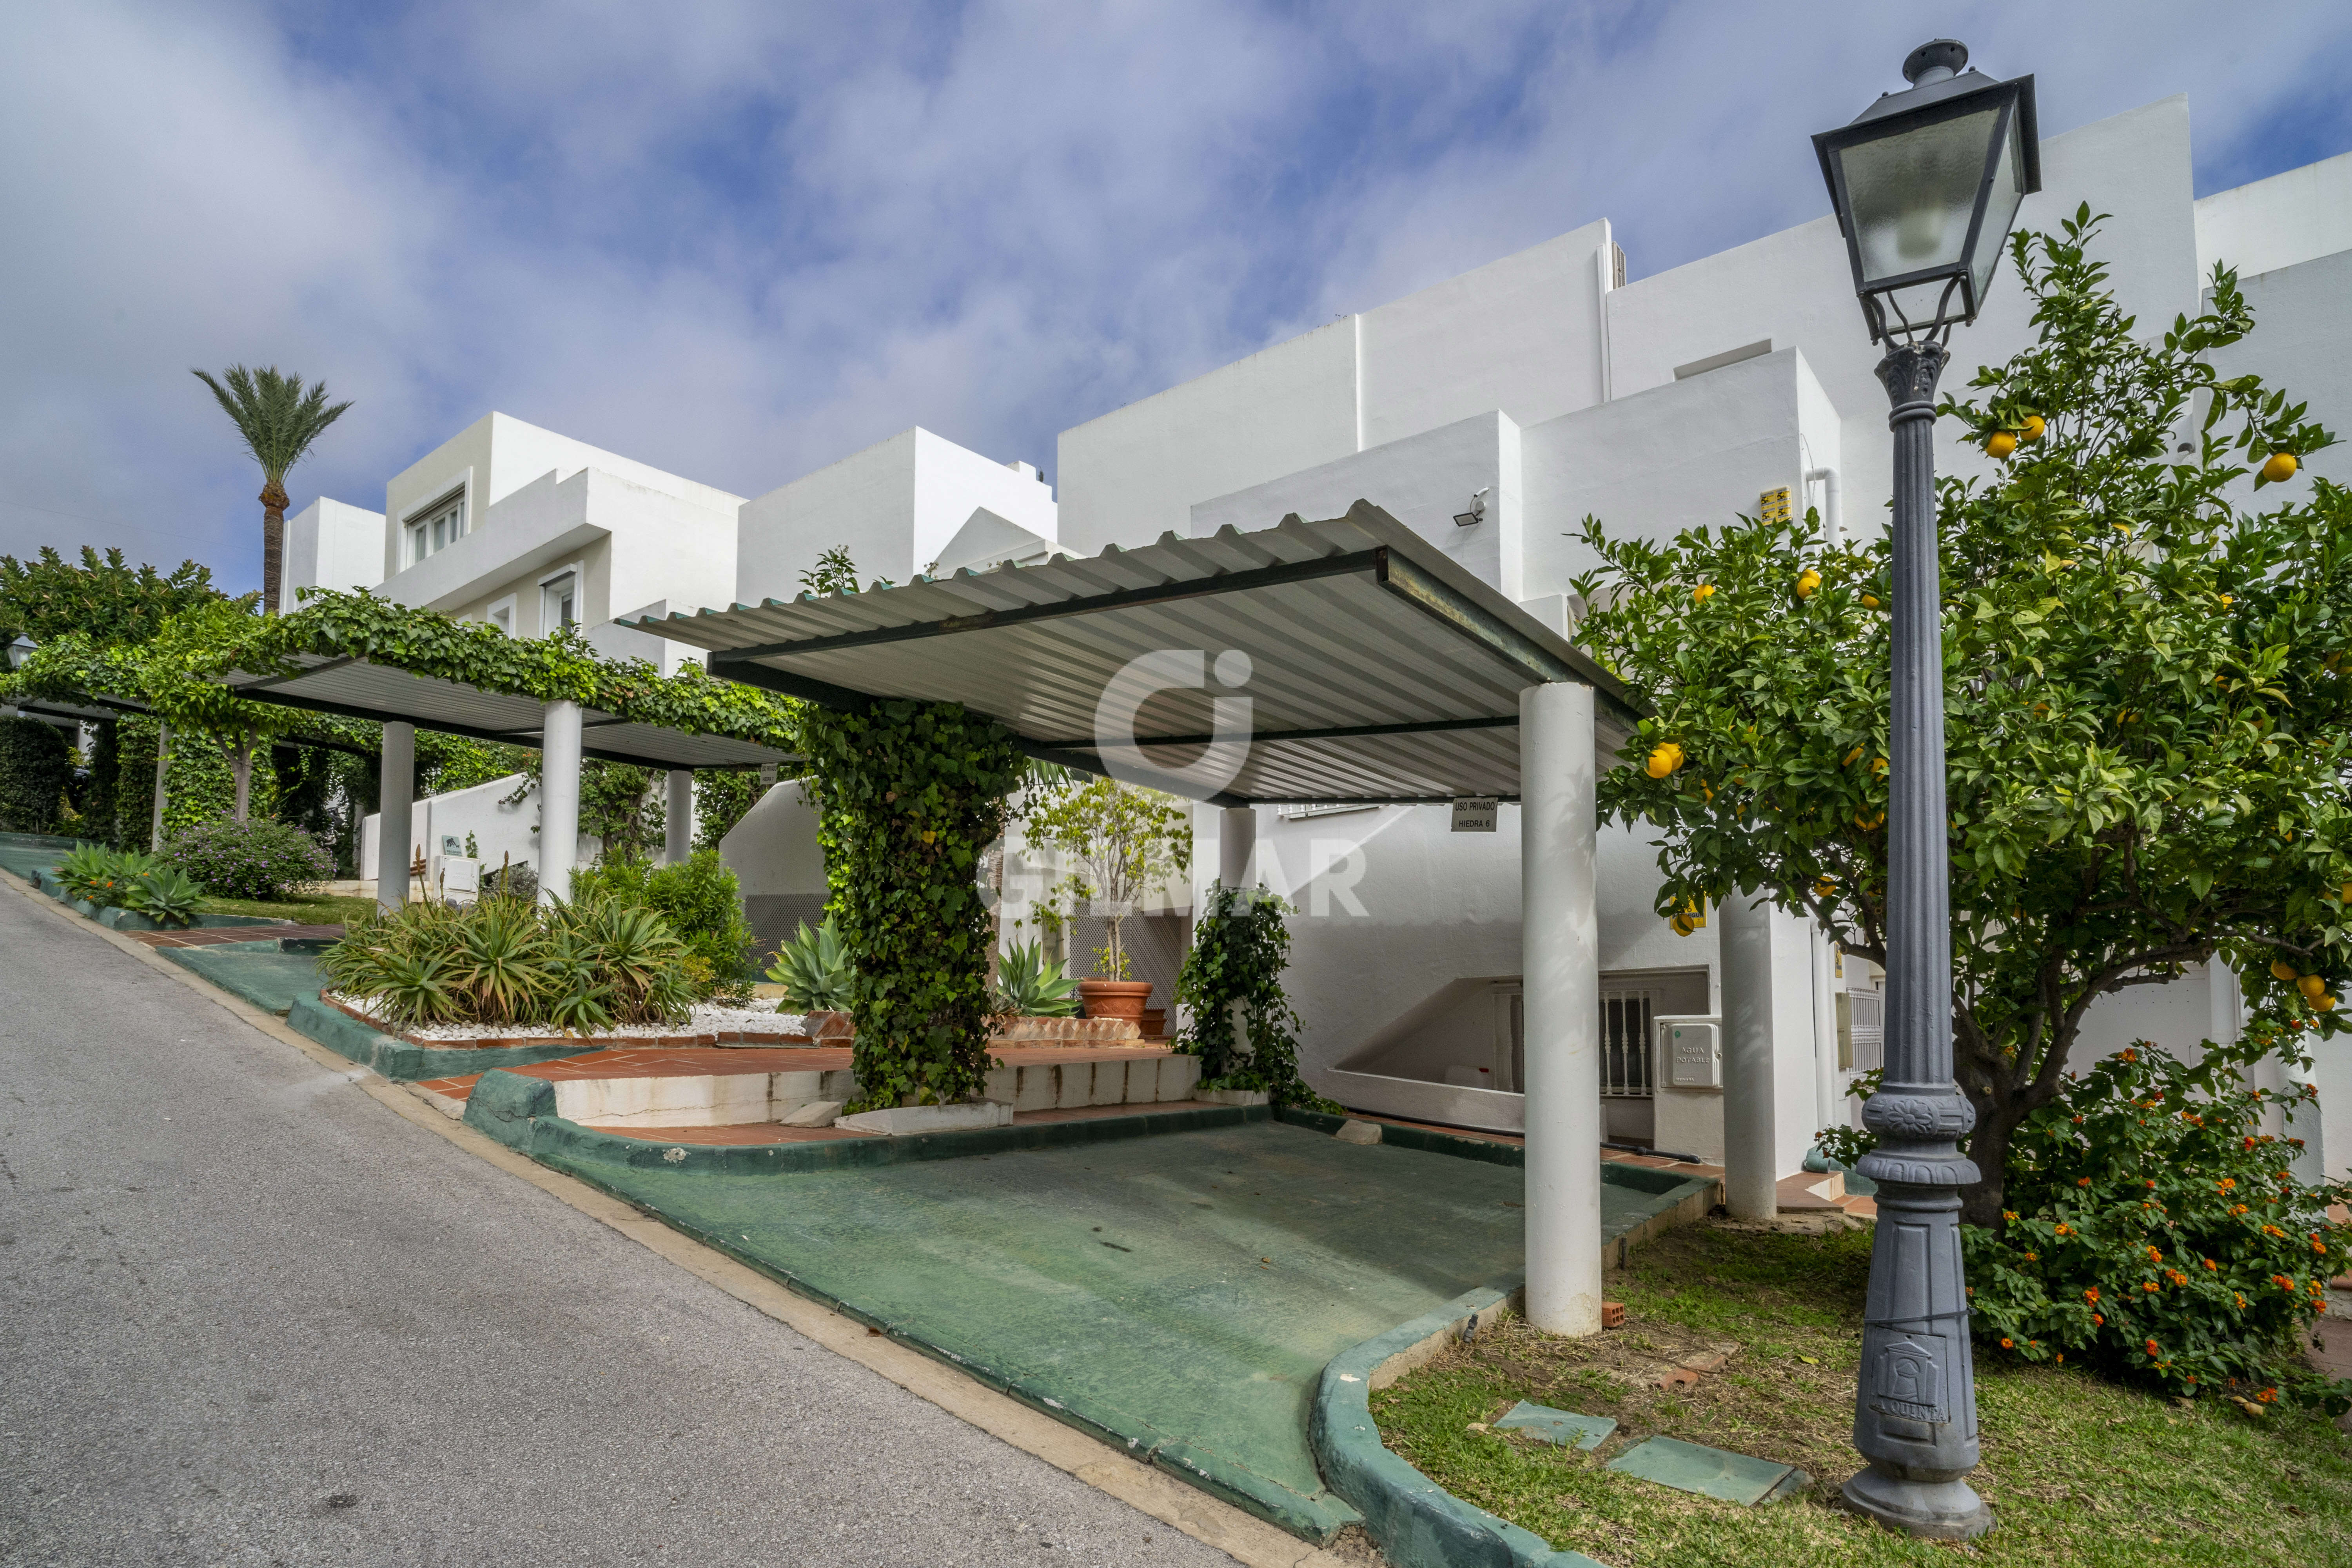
[
  {"xmin": 199, "ymin": 893, "xmax": 375, "ymax": 927},
  {"xmin": 1370, "ymin": 1221, "xmax": 2352, "ymax": 1567}
]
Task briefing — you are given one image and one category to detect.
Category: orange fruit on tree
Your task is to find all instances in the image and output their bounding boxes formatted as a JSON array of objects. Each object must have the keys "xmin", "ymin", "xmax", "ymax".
[
  {"xmin": 2261, "ymin": 452, "xmax": 2299, "ymax": 483},
  {"xmin": 1861, "ymin": 593, "xmax": 1882, "ymax": 609},
  {"xmin": 2272, "ymin": 959, "xmax": 2301, "ymax": 983},
  {"xmin": 1646, "ymin": 742, "xmax": 1684, "ymax": 779},
  {"xmin": 2300, "ymin": 975, "xmax": 2329, "ymax": 1001},
  {"xmin": 2020, "ymin": 414, "xmax": 2046, "ymax": 441},
  {"xmin": 1795, "ymin": 569, "xmax": 1822, "ymax": 599},
  {"xmin": 1986, "ymin": 431, "xmax": 2018, "ymax": 459},
  {"xmin": 1693, "ymin": 584, "xmax": 1716, "ymax": 604}
]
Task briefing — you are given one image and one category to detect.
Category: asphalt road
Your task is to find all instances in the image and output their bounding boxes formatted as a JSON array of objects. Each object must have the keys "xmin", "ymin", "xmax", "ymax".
[{"xmin": 0, "ymin": 887, "xmax": 1240, "ymax": 1567}]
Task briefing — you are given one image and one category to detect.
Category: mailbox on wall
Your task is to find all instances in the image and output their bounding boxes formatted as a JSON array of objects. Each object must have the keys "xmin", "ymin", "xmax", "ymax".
[{"xmin": 1657, "ymin": 1017, "xmax": 1723, "ymax": 1090}]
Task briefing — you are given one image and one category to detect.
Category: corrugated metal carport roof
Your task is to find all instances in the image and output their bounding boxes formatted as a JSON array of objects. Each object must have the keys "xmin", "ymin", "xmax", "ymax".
[
  {"xmin": 222, "ymin": 654, "xmax": 797, "ymax": 771},
  {"xmin": 628, "ymin": 503, "xmax": 1643, "ymax": 806}
]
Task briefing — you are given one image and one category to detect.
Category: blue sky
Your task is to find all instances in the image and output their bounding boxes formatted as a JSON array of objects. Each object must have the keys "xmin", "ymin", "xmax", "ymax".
[{"xmin": 5, "ymin": 0, "xmax": 2350, "ymax": 597}]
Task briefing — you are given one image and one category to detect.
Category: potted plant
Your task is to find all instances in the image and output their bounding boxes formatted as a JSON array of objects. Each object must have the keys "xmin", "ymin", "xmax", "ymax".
[{"xmin": 1022, "ymin": 775, "xmax": 1189, "ymax": 1025}]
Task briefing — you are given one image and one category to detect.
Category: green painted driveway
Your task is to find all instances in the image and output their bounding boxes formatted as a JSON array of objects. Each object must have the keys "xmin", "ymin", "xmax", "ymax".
[{"xmin": 543, "ymin": 1120, "xmax": 1679, "ymax": 1539}]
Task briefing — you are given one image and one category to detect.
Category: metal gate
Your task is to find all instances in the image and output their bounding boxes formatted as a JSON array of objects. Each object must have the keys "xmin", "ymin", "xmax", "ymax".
[{"xmin": 1600, "ymin": 989, "xmax": 1654, "ymax": 1098}]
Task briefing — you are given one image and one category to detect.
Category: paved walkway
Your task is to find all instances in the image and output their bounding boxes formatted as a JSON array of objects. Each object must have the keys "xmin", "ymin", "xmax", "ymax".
[{"xmin": 0, "ymin": 884, "xmax": 1238, "ymax": 1566}]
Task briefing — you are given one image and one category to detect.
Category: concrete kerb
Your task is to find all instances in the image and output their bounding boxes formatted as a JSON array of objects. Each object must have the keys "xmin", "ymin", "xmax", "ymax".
[
  {"xmin": 1313, "ymin": 1288, "xmax": 1607, "ymax": 1568},
  {"xmin": 0, "ymin": 864, "xmax": 1354, "ymax": 1568},
  {"xmin": 287, "ymin": 996, "xmax": 617, "ymax": 1082}
]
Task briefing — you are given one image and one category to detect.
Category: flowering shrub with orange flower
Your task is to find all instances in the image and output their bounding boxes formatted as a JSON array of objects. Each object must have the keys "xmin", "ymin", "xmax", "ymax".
[{"xmin": 1958, "ymin": 1027, "xmax": 2352, "ymax": 1410}]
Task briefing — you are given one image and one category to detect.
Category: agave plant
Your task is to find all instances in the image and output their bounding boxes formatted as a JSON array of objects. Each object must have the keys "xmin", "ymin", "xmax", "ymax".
[
  {"xmin": 123, "ymin": 866, "xmax": 207, "ymax": 928},
  {"xmin": 994, "ymin": 940, "xmax": 1080, "ymax": 1018},
  {"xmin": 766, "ymin": 915, "xmax": 852, "ymax": 1012},
  {"xmin": 58, "ymin": 844, "xmax": 160, "ymax": 907},
  {"xmin": 451, "ymin": 898, "xmax": 549, "ymax": 1024}
]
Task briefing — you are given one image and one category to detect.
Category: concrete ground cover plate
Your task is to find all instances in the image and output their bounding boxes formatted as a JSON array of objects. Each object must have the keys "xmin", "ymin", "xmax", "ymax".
[
  {"xmin": 1604, "ymin": 1434, "xmax": 1808, "ymax": 1505},
  {"xmin": 1495, "ymin": 1399, "xmax": 1616, "ymax": 1450}
]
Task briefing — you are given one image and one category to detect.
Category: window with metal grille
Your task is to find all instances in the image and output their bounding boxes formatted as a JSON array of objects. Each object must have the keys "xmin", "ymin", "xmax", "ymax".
[{"xmin": 1599, "ymin": 990, "xmax": 1654, "ymax": 1097}]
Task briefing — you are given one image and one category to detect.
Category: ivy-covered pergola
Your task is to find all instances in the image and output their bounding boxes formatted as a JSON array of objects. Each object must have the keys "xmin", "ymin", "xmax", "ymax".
[
  {"xmin": 632, "ymin": 502, "xmax": 1649, "ymax": 1336},
  {"xmin": 212, "ymin": 591, "xmax": 800, "ymax": 906}
]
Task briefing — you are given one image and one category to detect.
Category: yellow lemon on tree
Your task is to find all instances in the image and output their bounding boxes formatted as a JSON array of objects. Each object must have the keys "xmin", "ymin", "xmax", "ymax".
[
  {"xmin": 2020, "ymin": 414, "xmax": 2047, "ymax": 441},
  {"xmin": 2339, "ymin": 880, "xmax": 2352, "ymax": 904},
  {"xmin": 1693, "ymin": 584, "xmax": 1716, "ymax": 604},
  {"xmin": 1670, "ymin": 913, "xmax": 1695, "ymax": 937},
  {"xmin": 1814, "ymin": 877, "xmax": 1838, "ymax": 898},
  {"xmin": 1986, "ymin": 430, "xmax": 2018, "ymax": 459},
  {"xmin": 1844, "ymin": 745, "xmax": 1864, "ymax": 766},
  {"xmin": 1795, "ymin": 569, "xmax": 1822, "ymax": 600},
  {"xmin": 2272, "ymin": 959, "xmax": 2301, "ymax": 983},
  {"xmin": 2300, "ymin": 975, "xmax": 2329, "ymax": 1001},
  {"xmin": 1861, "ymin": 593, "xmax": 1882, "ymax": 609},
  {"xmin": 1646, "ymin": 742, "xmax": 1684, "ymax": 779},
  {"xmin": 2262, "ymin": 452, "xmax": 2299, "ymax": 483},
  {"xmin": 2325, "ymin": 994, "xmax": 2341, "ymax": 1012}
]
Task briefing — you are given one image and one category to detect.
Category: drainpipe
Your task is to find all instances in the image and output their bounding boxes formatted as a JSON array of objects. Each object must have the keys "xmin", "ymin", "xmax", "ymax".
[{"xmin": 1805, "ymin": 467, "xmax": 1842, "ymax": 547}]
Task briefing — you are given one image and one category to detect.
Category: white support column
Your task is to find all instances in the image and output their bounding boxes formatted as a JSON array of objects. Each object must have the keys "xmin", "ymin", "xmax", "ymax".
[
  {"xmin": 664, "ymin": 769, "xmax": 694, "ymax": 864},
  {"xmin": 1720, "ymin": 889, "xmax": 1779, "ymax": 1221},
  {"xmin": 1218, "ymin": 804, "xmax": 1256, "ymax": 891},
  {"xmin": 1522, "ymin": 681, "xmax": 1601, "ymax": 1335},
  {"xmin": 539, "ymin": 700, "xmax": 582, "ymax": 906},
  {"xmin": 375, "ymin": 721, "xmax": 414, "ymax": 911}
]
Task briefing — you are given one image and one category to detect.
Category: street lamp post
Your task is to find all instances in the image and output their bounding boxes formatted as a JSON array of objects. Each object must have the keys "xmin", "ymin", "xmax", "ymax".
[{"xmin": 1811, "ymin": 40, "xmax": 2040, "ymax": 1541}]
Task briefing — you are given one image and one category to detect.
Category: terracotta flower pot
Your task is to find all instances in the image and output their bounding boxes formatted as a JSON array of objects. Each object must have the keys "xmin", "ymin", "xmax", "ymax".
[{"xmin": 1076, "ymin": 978, "xmax": 1154, "ymax": 1024}]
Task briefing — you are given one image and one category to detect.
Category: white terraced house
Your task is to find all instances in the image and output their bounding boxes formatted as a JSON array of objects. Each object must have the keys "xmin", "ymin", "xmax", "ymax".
[{"xmin": 292, "ymin": 91, "xmax": 2352, "ymax": 1197}]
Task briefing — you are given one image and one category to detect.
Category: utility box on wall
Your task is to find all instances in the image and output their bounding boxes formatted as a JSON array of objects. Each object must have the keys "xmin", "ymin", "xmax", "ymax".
[{"xmin": 1651, "ymin": 1014, "xmax": 1726, "ymax": 1164}]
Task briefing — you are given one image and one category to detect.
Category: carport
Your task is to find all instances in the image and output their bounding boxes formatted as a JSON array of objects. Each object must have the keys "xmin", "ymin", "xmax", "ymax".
[
  {"xmin": 219, "ymin": 654, "xmax": 797, "ymax": 907},
  {"xmin": 628, "ymin": 501, "xmax": 1644, "ymax": 1334}
]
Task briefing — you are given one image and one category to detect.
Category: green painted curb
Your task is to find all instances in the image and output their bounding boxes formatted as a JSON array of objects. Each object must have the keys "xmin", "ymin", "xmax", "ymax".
[
  {"xmin": 1276, "ymin": 1106, "xmax": 1526, "ymax": 1169},
  {"xmin": 158, "ymin": 940, "xmax": 307, "ymax": 1014},
  {"xmin": 1312, "ymin": 1289, "xmax": 1606, "ymax": 1568},
  {"xmin": 285, "ymin": 996, "xmax": 616, "ymax": 1081}
]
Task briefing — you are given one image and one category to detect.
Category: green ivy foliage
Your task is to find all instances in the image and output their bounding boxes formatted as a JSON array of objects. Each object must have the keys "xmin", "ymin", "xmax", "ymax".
[
  {"xmin": 83, "ymin": 720, "xmax": 119, "ymax": 847},
  {"xmin": 1570, "ymin": 211, "xmax": 2348, "ymax": 1224},
  {"xmin": 693, "ymin": 768, "xmax": 763, "ymax": 851},
  {"xmin": 800, "ymin": 699, "xmax": 1025, "ymax": 1110},
  {"xmin": 1172, "ymin": 883, "xmax": 1335, "ymax": 1109},
  {"xmin": 0, "ymin": 717, "xmax": 73, "ymax": 833},
  {"xmin": 113, "ymin": 715, "xmax": 277, "ymax": 843}
]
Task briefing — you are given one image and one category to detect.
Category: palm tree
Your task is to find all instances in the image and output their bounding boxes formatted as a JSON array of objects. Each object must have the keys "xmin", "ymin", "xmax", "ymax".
[{"xmin": 192, "ymin": 365, "xmax": 353, "ymax": 615}]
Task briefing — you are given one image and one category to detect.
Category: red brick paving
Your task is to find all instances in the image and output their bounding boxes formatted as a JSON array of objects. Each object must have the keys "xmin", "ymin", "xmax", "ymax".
[{"xmin": 412, "ymin": 1042, "xmax": 1177, "ymax": 1103}]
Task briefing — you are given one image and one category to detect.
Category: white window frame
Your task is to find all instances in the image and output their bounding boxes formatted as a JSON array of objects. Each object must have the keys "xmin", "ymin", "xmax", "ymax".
[
  {"xmin": 537, "ymin": 561, "xmax": 584, "ymax": 636},
  {"xmin": 485, "ymin": 593, "xmax": 518, "ymax": 637},
  {"xmin": 398, "ymin": 468, "xmax": 474, "ymax": 568}
]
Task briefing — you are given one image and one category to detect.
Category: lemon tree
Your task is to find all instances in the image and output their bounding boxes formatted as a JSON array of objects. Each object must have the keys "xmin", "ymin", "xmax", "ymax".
[{"xmin": 1573, "ymin": 209, "xmax": 2344, "ymax": 1225}]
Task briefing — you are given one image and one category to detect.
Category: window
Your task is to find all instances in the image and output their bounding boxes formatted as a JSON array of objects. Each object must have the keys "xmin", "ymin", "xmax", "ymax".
[
  {"xmin": 405, "ymin": 492, "xmax": 466, "ymax": 565},
  {"xmin": 541, "ymin": 571, "xmax": 577, "ymax": 633},
  {"xmin": 486, "ymin": 595, "xmax": 516, "ymax": 637}
]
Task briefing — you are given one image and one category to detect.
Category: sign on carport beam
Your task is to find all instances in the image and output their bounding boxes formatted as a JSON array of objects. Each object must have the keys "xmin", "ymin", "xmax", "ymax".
[{"xmin": 1451, "ymin": 796, "xmax": 1499, "ymax": 833}]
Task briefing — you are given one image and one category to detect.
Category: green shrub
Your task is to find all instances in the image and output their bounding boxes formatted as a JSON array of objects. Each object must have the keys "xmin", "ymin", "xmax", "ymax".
[
  {"xmin": 1172, "ymin": 884, "xmax": 1336, "ymax": 1109},
  {"xmin": 1828, "ymin": 1029, "xmax": 2352, "ymax": 1411},
  {"xmin": 994, "ymin": 940, "xmax": 1079, "ymax": 1017},
  {"xmin": 57, "ymin": 843, "xmax": 158, "ymax": 907},
  {"xmin": 572, "ymin": 849, "xmax": 756, "ymax": 998},
  {"xmin": 767, "ymin": 914, "xmax": 852, "ymax": 1011},
  {"xmin": 164, "ymin": 817, "xmax": 332, "ymax": 901},
  {"xmin": 0, "ymin": 715, "xmax": 72, "ymax": 833},
  {"xmin": 321, "ymin": 895, "xmax": 695, "ymax": 1030}
]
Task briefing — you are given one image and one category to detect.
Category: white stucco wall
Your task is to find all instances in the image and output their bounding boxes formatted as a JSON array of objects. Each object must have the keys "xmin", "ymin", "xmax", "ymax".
[
  {"xmin": 1057, "ymin": 319, "xmax": 1361, "ymax": 557},
  {"xmin": 1191, "ymin": 412, "xmax": 1524, "ymax": 596},
  {"xmin": 733, "ymin": 427, "xmax": 1058, "ymax": 606},
  {"xmin": 2194, "ymin": 147, "xmax": 2352, "ymax": 281},
  {"xmin": 279, "ymin": 497, "xmax": 386, "ymax": 612},
  {"xmin": 2206, "ymin": 247, "xmax": 2352, "ymax": 495},
  {"xmin": 360, "ymin": 772, "xmax": 592, "ymax": 894}
]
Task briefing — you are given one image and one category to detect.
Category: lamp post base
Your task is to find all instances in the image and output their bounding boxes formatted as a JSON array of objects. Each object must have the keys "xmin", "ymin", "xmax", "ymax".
[{"xmin": 1841, "ymin": 1465, "xmax": 1993, "ymax": 1540}]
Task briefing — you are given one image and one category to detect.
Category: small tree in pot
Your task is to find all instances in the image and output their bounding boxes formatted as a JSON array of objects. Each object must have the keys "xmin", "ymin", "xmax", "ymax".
[{"xmin": 1024, "ymin": 775, "xmax": 1190, "ymax": 1022}]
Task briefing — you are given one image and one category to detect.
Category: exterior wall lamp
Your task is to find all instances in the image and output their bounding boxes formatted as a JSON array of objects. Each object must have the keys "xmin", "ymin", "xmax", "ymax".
[
  {"xmin": 1811, "ymin": 38, "xmax": 2040, "ymax": 1543},
  {"xmin": 1452, "ymin": 487, "xmax": 1489, "ymax": 528}
]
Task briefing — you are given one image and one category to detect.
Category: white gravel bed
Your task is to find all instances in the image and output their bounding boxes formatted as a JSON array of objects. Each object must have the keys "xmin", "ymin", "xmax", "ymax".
[{"xmin": 325, "ymin": 993, "xmax": 811, "ymax": 1042}]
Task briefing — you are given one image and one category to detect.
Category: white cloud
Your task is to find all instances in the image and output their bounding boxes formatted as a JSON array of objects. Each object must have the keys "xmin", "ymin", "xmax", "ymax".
[{"xmin": 2, "ymin": 0, "xmax": 2347, "ymax": 593}]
